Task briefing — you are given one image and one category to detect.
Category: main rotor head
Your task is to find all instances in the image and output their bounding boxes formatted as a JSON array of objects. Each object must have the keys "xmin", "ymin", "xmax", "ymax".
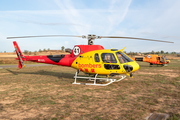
[{"xmin": 82, "ymin": 34, "xmax": 101, "ymax": 45}]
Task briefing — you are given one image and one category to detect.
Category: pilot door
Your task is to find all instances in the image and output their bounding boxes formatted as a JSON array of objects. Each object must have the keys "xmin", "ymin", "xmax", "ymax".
[
  {"xmin": 160, "ymin": 57, "xmax": 165, "ymax": 63},
  {"xmin": 100, "ymin": 53, "xmax": 121, "ymax": 74}
]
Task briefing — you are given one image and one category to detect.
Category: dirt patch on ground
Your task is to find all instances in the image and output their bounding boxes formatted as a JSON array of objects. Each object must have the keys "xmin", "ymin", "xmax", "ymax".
[
  {"xmin": 137, "ymin": 71, "xmax": 179, "ymax": 78},
  {"xmin": 160, "ymin": 69, "xmax": 174, "ymax": 72},
  {"xmin": 0, "ymin": 107, "xmax": 46, "ymax": 119},
  {"xmin": 167, "ymin": 56, "xmax": 180, "ymax": 60},
  {"xmin": 137, "ymin": 69, "xmax": 180, "ymax": 78},
  {"xmin": 0, "ymin": 73, "xmax": 12, "ymax": 76},
  {"xmin": 0, "ymin": 99, "xmax": 20, "ymax": 105},
  {"xmin": 0, "ymin": 55, "xmax": 17, "ymax": 58}
]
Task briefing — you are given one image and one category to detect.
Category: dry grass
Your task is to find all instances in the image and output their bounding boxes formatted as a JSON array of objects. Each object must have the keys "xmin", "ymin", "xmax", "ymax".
[{"xmin": 0, "ymin": 60, "xmax": 180, "ymax": 119}]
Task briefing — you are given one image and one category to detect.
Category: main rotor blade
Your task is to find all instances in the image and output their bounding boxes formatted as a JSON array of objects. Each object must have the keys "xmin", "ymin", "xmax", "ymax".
[
  {"xmin": 7, "ymin": 35, "xmax": 82, "ymax": 39},
  {"xmin": 100, "ymin": 36, "xmax": 174, "ymax": 43}
]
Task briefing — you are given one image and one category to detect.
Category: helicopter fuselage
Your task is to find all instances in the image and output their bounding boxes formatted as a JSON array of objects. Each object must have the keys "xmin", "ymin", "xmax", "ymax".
[
  {"xmin": 132, "ymin": 54, "xmax": 170, "ymax": 65},
  {"xmin": 14, "ymin": 41, "xmax": 139, "ymax": 76}
]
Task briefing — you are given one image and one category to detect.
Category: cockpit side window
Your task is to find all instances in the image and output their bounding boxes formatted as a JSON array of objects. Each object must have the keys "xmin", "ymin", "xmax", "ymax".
[
  {"xmin": 116, "ymin": 52, "xmax": 133, "ymax": 63},
  {"xmin": 101, "ymin": 53, "xmax": 117, "ymax": 63},
  {"xmin": 94, "ymin": 53, "xmax": 100, "ymax": 62}
]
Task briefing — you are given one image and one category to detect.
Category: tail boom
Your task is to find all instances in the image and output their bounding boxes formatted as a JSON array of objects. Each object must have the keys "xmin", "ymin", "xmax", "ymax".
[{"xmin": 13, "ymin": 41, "xmax": 77, "ymax": 68}]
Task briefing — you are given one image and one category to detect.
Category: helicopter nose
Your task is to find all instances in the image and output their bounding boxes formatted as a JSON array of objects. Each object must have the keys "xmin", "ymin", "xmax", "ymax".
[
  {"xmin": 132, "ymin": 62, "xmax": 140, "ymax": 72},
  {"xmin": 123, "ymin": 62, "xmax": 140, "ymax": 73},
  {"xmin": 167, "ymin": 60, "xmax": 170, "ymax": 64}
]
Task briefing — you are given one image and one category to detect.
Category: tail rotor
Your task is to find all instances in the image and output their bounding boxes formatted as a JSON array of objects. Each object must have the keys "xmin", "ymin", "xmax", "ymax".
[{"xmin": 13, "ymin": 41, "xmax": 25, "ymax": 69}]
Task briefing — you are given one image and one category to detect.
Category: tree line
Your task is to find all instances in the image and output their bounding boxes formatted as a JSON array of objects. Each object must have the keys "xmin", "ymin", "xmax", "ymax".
[
  {"xmin": 124, "ymin": 50, "xmax": 178, "ymax": 55},
  {"xmin": 1, "ymin": 47, "xmax": 179, "ymax": 55},
  {"xmin": 23, "ymin": 46, "xmax": 65, "ymax": 55}
]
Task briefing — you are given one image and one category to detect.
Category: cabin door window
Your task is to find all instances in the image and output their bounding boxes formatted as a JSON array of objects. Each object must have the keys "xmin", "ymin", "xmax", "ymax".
[{"xmin": 101, "ymin": 53, "xmax": 120, "ymax": 70}]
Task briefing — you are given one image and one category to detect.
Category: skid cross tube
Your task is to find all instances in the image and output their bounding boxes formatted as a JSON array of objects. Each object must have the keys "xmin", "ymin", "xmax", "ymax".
[{"xmin": 72, "ymin": 70, "xmax": 126, "ymax": 86}]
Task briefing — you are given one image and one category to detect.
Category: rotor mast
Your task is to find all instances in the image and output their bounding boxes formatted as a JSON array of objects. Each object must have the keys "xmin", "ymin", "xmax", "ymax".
[{"xmin": 82, "ymin": 34, "xmax": 101, "ymax": 45}]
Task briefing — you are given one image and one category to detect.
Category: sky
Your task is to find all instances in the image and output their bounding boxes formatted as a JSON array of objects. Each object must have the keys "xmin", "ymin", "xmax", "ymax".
[{"xmin": 0, "ymin": 0, "xmax": 180, "ymax": 53}]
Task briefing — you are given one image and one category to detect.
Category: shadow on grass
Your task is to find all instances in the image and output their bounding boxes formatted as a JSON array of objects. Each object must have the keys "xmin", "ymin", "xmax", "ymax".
[{"xmin": 6, "ymin": 69, "xmax": 75, "ymax": 79}]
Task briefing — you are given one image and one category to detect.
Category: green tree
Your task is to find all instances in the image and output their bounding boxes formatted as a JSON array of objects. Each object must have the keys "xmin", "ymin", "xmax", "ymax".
[
  {"xmin": 152, "ymin": 50, "xmax": 155, "ymax": 54},
  {"xmin": 61, "ymin": 46, "xmax": 65, "ymax": 51},
  {"xmin": 129, "ymin": 51, "xmax": 132, "ymax": 56},
  {"xmin": 39, "ymin": 49, "xmax": 42, "ymax": 52},
  {"xmin": 34, "ymin": 51, "xmax": 37, "ymax": 55},
  {"xmin": 156, "ymin": 51, "xmax": 160, "ymax": 54},
  {"xmin": 24, "ymin": 50, "xmax": 28, "ymax": 54},
  {"xmin": 171, "ymin": 52, "xmax": 176, "ymax": 54},
  {"xmin": 43, "ymin": 48, "xmax": 46, "ymax": 52},
  {"xmin": 160, "ymin": 50, "xmax": 164, "ymax": 54}
]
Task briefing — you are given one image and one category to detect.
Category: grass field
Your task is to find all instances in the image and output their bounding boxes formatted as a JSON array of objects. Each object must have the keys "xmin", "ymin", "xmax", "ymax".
[{"xmin": 0, "ymin": 60, "xmax": 180, "ymax": 119}]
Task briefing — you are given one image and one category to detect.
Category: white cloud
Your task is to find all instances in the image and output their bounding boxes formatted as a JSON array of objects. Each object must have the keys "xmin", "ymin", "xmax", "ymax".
[
  {"xmin": 53, "ymin": 0, "xmax": 90, "ymax": 35},
  {"xmin": 107, "ymin": 0, "xmax": 132, "ymax": 34},
  {"xmin": 0, "ymin": 0, "xmax": 179, "ymax": 52}
]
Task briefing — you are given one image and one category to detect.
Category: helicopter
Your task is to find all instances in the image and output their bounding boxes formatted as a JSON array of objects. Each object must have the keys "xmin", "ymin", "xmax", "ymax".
[
  {"xmin": 7, "ymin": 34, "xmax": 173, "ymax": 86},
  {"xmin": 132, "ymin": 54, "xmax": 170, "ymax": 66}
]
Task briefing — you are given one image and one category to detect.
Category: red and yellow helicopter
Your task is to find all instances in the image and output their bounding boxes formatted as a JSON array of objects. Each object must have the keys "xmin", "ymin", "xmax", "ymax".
[
  {"xmin": 7, "ymin": 34, "xmax": 173, "ymax": 86},
  {"xmin": 132, "ymin": 54, "xmax": 170, "ymax": 66}
]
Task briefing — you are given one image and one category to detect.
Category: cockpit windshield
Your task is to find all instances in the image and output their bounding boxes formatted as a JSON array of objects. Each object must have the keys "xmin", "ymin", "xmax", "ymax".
[
  {"xmin": 164, "ymin": 57, "xmax": 168, "ymax": 60},
  {"xmin": 116, "ymin": 51, "xmax": 133, "ymax": 63},
  {"xmin": 161, "ymin": 57, "xmax": 165, "ymax": 62}
]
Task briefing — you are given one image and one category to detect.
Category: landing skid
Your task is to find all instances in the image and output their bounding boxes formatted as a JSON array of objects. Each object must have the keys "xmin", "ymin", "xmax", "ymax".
[
  {"xmin": 72, "ymin": 70, "xmax": 126, "ymax": 86},
  {"xmin": 150, "ymin": 64, "xmax": 165, "ymax": 67}
]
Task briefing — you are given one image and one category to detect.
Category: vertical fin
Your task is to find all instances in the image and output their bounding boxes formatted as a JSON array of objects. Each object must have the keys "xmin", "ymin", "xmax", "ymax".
[{"xmin": 13, "ymin": 41, "xmax": 25, "ymax": 69}]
